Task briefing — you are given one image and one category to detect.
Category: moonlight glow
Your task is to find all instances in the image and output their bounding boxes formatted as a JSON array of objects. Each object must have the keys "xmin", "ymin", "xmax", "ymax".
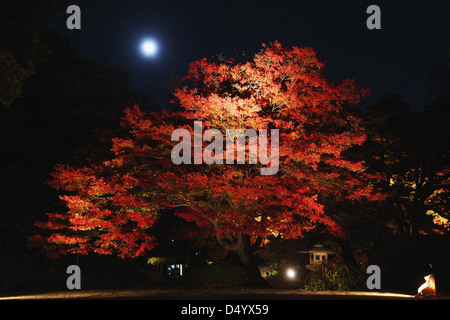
[{"xmin": 140, "ymin": 39, "xmax": 158, "ymax": 57}]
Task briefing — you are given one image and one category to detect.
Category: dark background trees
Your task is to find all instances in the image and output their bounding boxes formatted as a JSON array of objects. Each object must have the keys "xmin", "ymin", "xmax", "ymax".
[
  {"xmin": 322, "ymin": 91, "xmax": 450, "ymax": 292},
  {"xmin": 0, "ymin": 0, "xmax": 150, "ymax": 290}
]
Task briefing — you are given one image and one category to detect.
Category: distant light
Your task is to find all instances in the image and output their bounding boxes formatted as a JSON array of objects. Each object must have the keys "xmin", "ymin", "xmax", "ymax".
[
  {"xmin": 140, "ymin": 39, "xmax": 158, "ymax": 57},
  {"xmin": 286, "ymin": 268, "xmax": 296, "ymax": 279}
]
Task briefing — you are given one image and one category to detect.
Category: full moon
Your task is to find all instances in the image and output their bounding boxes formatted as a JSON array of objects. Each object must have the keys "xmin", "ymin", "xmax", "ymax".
[{"xmin": 140, "ymin": 39, "xmax": 158, "ymax": 57}]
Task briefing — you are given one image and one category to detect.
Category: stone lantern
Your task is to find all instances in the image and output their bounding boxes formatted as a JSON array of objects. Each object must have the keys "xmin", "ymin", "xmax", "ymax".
[{"xmin": 297, "ymin": 243, "xmax": 339, "ymax": 271}]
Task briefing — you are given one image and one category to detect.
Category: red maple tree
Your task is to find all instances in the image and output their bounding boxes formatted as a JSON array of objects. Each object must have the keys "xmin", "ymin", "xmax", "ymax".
[{"xmin": 31, "ymin": 42, "xmax": 383, "ymax": 284}]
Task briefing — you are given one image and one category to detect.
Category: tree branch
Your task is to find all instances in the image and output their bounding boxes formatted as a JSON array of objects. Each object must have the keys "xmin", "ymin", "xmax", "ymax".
[
  {"xmin": 215, "ymin": 233, "xmax": 238, "ymax": 251},
  {"xmin": 211, "ymin": 218, "xmax": 238, "ymax": 251}
]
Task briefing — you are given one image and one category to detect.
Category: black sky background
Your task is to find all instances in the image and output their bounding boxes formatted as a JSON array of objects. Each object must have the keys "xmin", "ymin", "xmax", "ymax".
[{"xmin": 49, "ymin": 0, "xmax": 450, "ymax": 111}]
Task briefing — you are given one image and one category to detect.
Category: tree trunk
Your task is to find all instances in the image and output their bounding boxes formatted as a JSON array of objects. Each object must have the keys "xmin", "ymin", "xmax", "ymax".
[
  {"xmin": 337, "ymin": 238, "xmax": 357, "ymax": 267},
  {"xmin": 235, "ymin": 233, "xmax": 266, "ymax": 285},
  {"xmin": 215, "ymin": 231, "xmax": 266, "ymax": 285}
]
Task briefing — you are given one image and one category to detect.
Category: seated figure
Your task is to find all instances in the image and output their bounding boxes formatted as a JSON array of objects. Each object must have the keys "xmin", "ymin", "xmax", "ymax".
[{"xmin": 415, "ymin": 274, "xmax": 436, "ymax": 298}]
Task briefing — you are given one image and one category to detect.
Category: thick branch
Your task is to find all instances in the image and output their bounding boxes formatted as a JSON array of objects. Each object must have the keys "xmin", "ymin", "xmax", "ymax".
[
  {"xmin": 215, "ymin": 233, "xmax": 238, "ymax": 251},
  {"xmin": 211, "ymin": 218, "xmax": 238, "ymax": 251}
]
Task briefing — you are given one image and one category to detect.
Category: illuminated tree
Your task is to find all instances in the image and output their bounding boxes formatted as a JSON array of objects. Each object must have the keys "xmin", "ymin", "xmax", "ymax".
[{"xmin": 31, "ymin": 42, "xmax": 381, "ymax": 284}]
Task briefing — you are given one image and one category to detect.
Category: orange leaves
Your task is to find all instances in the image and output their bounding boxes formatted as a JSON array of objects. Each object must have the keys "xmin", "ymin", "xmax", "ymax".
[
  {"xmin": 111, "ymin": 138, "xmax": 135, "ymax": 155},
  {"xmin": 47, "ymin": 233, "xmax": 89, "ymax": 245},
  {"xmin": 35, "ymin": 147, "xmax": 158, "ymax": 258},
  {"xmin": 48, "ymin": 164, "xmax": 93, "ymax": 192},
  {"xmin": 69, "ymin": 213, "xmax": 113, "ymax": 231},
  {"xmin": 60, "ymin": 195, "xmax": 92, "ymax": 214},
  {"xmin": 346, "ymin": 184, "xmax": 389, "ymax": 202},
  {"xmin": 120, "ymin": 104, "xmax": 147, "ymax": 128},
  {"xmin": 33, "ymin": 42, "xmax": 381, "ymax": 259},
  {"xmin": 167, "ymin": 42, "xmax": 372, "ymax": 239}
]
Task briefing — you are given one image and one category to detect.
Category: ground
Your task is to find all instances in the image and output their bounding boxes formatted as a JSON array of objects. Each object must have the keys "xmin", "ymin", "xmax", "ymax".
[{"xmin": 0, "ymin": 287, "xmax": 420, "ymax": 300}]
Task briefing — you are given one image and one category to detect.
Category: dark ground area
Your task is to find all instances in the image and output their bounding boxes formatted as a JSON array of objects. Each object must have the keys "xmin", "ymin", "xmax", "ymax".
[{"xmin": 0, "ymin": 285, "xmax": 434, "ymax": 300}]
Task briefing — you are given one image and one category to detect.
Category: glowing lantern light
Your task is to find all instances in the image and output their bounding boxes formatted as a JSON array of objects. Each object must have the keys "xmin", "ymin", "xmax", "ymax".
[{"xmin": 286, "ymin": 268, "xmax": 296, "ymax": 279}]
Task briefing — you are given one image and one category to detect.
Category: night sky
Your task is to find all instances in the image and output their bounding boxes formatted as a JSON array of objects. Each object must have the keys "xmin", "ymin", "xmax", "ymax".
[{"xmin": 50, "ymin": 0, "xmax": 450, "ymax": 111}]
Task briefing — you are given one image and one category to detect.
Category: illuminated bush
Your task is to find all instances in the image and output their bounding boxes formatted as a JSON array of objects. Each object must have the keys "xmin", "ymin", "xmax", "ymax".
[{"xmin": 304, "ymin": 265, "xmax": 365, "ymax": 291}]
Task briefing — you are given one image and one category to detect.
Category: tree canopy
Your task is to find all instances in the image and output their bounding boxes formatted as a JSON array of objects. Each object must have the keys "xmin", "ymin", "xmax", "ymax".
[{"xmin": 31, "ymin": 42, "xmax": 385, "ymax": 283}]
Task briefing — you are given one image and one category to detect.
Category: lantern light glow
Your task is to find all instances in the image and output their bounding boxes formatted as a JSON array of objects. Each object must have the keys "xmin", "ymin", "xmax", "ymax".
[{"xmin": 286, "ymin": 268, "xmax": 296, "ymax": 279}]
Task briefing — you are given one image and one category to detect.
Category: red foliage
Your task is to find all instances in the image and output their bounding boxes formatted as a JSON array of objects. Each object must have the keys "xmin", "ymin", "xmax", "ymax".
[{"xmin": 31, "ymin": 42, "xmax": 384, "ymax": 259}]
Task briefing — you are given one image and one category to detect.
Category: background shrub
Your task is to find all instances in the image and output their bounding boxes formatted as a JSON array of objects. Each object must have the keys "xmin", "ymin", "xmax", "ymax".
[{"xmin": 304, "ymin": 265, "xmax": 365, "ymax": 291}]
